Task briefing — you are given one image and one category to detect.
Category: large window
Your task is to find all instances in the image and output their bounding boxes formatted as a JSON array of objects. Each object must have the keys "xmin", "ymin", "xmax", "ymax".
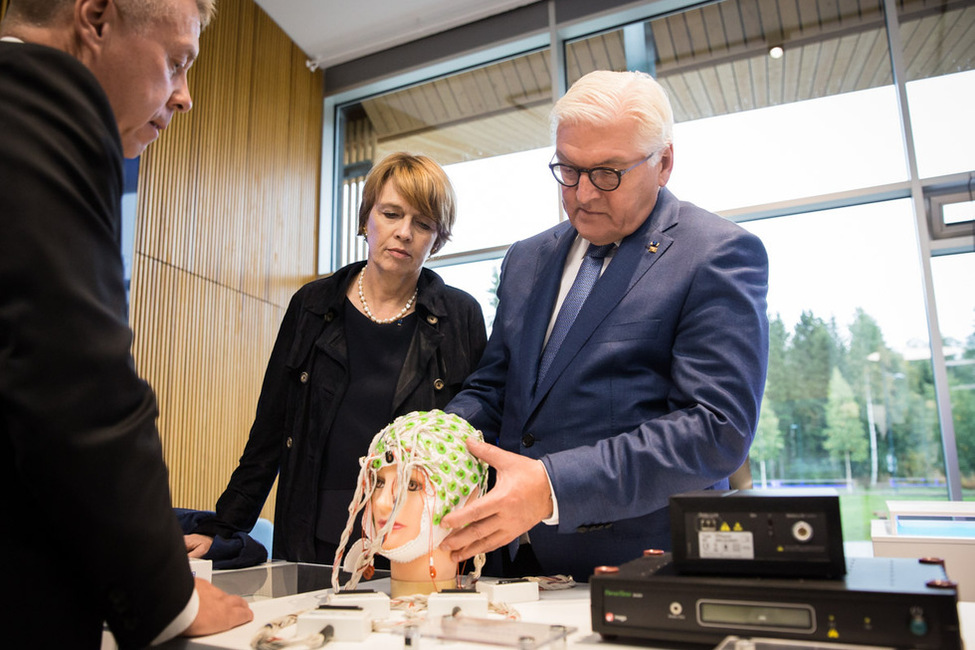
[
  {"xmin": 742, "ymin": 201, "xmax": 946, "ymax": 539},
  {"xmin": 323, "ymin": 0, "xmax": 974, "ymax": 540},
  {"xmin": 331, "ymin": 48, "xmax": 557, "ymax": 283}
]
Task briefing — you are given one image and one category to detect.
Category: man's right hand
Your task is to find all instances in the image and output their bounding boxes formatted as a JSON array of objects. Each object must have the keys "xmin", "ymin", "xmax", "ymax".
[
  {"xmin": 185, "ymin": 533, "xmax": 214, "ymax": 557},
  {"xmin": 439, "ymin": 438, "xmax": 553, "ymax": 563},
  {"xmin": 182, "ymin": 578, "xmax": 253, "ymax": 637}
]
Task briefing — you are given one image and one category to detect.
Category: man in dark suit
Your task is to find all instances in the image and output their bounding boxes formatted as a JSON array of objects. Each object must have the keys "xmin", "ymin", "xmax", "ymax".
[
  {"xmin": 441, "ymin": 70, "xmax": 769, "ymax": 580},
  {"xmin": 0, "ymin": 0, "xmax": 252, "ymax": 646}
]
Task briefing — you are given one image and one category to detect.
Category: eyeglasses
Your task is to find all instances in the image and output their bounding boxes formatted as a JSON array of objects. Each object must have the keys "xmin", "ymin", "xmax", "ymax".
[{"xmin": 549, "ymin": 150, "xmax": 660, "ymax": 192}]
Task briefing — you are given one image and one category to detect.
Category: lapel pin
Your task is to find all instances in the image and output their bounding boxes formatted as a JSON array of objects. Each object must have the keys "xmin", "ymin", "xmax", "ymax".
[{"xmin": 648, "ymin": 241, "xmax": 659, "ymax": 253}]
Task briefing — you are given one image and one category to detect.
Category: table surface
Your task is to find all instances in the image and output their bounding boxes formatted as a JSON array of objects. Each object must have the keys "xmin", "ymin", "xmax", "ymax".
[{"xmin": 159, "ymin": 562, "xmax": 974, "ymax": 650}]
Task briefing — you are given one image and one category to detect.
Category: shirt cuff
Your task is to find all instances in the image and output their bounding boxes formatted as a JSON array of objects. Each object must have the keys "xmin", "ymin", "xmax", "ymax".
[
  {"xmin": 151, "ymin": 587, "xmax": 199, "ymax": 645},
  {"xmin": 539, "ymin": 460, "xmax": 559, "ymax": 526}
]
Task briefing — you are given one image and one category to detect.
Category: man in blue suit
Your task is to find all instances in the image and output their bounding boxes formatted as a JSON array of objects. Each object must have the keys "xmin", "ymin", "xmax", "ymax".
[{"xmin": 441, "ymin": 70, "xmax": 769, "ymax": 581}]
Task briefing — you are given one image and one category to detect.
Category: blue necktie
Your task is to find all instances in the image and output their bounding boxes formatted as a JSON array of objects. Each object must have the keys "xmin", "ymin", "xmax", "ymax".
[{"xmin": 537, "ymin": 242, "xmax": 615, "ymax": 384}]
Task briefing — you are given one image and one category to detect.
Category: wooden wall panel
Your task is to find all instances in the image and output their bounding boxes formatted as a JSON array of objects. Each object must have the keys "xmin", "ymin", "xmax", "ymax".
[{"xmin": 130, "ymin": 0, "xmax": 323, "ymax": 523}]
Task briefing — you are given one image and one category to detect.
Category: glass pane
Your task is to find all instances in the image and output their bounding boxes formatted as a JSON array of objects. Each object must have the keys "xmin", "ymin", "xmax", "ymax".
[
  {"xmin": 930, "ymin": 252, "xmax": 975, "ymax": 498},
  {"xmin": 431, "ymin": 258, "xmax": 503, "ymax": 333},
  {"xmin": 943, "ymin": 199, "xmax": 975, "ymax": 226},
  {"xmin": 900, "ymin": 1, "xmax": 975, "ymax": 179},
  {"xmin": 122, "ymin": 158, "xmax": 139, "ymax": 315},
  {"xmin": 566, "ymin": 0, "xmax": 906, "ymax": 211},
  {"xmin": 741, "ymin": 199, "xmax": 947, "ymax": 540},
  {"xmin": 667, "ymin": 87, "xmax": 905, "ymax": 212},
  {"xmin": 336, "ymin": 49, "xmax": 556, "ymax": 262},
  {"xmin": 440, "ymin": 148, "xmax": 559, "ymax": 256}
]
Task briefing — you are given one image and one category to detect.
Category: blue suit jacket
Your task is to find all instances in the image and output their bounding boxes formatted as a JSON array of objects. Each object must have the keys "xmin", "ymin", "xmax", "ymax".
[{"xmin": 447, "ymin": 187, "xmax": 769, "ymax": 580}]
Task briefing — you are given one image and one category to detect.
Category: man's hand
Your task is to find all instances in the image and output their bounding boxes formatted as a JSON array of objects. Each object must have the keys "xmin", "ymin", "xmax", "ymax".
[
  {"xmin": 185, "ymin": 534, "xmax": 214, "ymax": 558},
  {"xmin": 182, "ymin": 578, "xmax": 253, "ymax": 637},
  {"xmin": 439, "ymin": 439, "xmax": 553, "ymax": 563}
]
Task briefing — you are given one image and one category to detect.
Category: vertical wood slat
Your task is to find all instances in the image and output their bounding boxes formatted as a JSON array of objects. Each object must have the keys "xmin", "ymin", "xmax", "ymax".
[{"xmin": 130, "ymin": 0, "xmax": 323, "ymax": 523}]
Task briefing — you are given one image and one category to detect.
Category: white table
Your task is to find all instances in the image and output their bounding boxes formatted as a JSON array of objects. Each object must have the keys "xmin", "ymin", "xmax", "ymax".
[{"xmin": 160, "ymin": 564, "xmax": 974, "ymax": 650}]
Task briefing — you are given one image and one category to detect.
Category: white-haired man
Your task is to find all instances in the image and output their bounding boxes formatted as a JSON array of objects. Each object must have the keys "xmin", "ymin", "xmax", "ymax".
[{"xmin": 443, "ymin": 70, "xmax": 770, "ymax": 580}]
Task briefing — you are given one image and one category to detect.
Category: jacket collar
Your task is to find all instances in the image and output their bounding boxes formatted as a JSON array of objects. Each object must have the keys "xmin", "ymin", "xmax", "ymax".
[
  {"xmin": 528, "ymin": 187, "xmax": 680, "ymax": 404},
  {"xmin": 302, "ymin": 262, "xmax": 450, "ymax": 320}
]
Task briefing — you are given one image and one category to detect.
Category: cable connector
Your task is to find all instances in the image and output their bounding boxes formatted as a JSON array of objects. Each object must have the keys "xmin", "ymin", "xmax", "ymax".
[
  {"xmin": 325, "ymin": 590, "xmax": 391, "ymax": 620},
  {"xmin": 426, "ymin": 590, "xmax": 489, "ymax": 618},
  {"xmin": 475, "ymin": 577, "xmax": 539, "ymax": 603},
  {"xmin": 296, "ymin": 606, "xmax": 371, "ymax": 642}
]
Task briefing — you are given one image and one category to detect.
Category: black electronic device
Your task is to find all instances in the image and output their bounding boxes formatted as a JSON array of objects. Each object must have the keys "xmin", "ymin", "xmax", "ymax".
[
  {"xmin": 670, "ymin": 488, "xmax": 846, "ymax": 578},
  {"xmin": 590, "ymin": 553, "xmax": 961, "ymax": 649}
]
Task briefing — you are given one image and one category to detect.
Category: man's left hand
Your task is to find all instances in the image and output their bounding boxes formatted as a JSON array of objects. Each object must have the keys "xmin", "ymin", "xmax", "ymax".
[{"xmin": 439, "ymin": 439, "xmax": 553, "ymax": 563}]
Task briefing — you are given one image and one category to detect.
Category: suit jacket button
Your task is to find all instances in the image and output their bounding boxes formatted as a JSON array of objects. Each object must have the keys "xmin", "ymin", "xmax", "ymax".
[
  {"xmin": 434, "ymin": 378, "xmax": 445, "ymax": 391},
  {"xmin": 286, "ymin": 437, "xmax": 293, "ymax": 448},
  {"xmin": 300, "ymin": 371, "xmax": 309, "ymax": 383},
  {"xmin": 324, "ymin": 311, "xmax": 335, "ymax": 323},
  {"xmin": 522, "ymin": 433, "xmax": 535, "ymax": 448},
  {"xmin": 426, "ymin": 314, "xmax": 438, "ymax": 325}
]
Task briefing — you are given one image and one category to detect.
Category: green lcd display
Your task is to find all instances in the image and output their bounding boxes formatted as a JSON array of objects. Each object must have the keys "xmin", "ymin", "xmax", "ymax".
[{"xmin": 699, "ymin": 600, "xmax": 815, "ymax": 632}]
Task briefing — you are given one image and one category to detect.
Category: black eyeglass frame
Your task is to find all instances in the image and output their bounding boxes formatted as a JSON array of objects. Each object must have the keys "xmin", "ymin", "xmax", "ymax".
[{"xmin": 548, "ymin": 149, "xmax": 662, "ymax": 192}]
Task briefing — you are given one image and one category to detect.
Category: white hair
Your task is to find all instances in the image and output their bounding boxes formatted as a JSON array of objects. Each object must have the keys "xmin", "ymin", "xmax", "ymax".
[{"xmin": 551, "ymin": 70, "xmax": 674, "ymax": 153}]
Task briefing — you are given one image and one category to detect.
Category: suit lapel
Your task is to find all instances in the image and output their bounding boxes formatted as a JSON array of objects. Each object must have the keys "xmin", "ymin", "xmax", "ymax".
[
  {"xmin": 519, "ymin": 225, "xmax": 576, "ymax": 397},
  {"xmin": 529, "ymin": 188, "xmax": 681, "ymax": 409}
]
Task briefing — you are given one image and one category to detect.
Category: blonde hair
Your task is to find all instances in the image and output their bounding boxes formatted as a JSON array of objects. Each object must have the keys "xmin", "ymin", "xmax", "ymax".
[
  {"xmin": 551, "ymin": 70, "xmax": 674, "ymax": 153},
  {"xmin": 357, "ymin": 153, "xmax": 456, "ymax": 255}
]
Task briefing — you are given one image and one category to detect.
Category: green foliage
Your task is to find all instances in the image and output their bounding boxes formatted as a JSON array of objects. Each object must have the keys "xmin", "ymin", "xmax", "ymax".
[
  {"xmin": 489, "ymin": 267, "xmax": 500, "ymax": 309},
  {"xmin": 751, "ymin": 398, "xmax": 784, "ymax": 463},
  {"xmin": 950, "ymin": 328, "xmax": 975, "ymax": 475},
  {"xmin": 824, "ymin": 368, "xmax": 868, "ymax": 462},
  {"xmin": 762, "ymin": 305, "xmax": 972, "ymax": 488}
]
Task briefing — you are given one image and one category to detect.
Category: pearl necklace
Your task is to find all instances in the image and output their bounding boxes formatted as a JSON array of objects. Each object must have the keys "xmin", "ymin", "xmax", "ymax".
[{"xmin": 357, "ymin": 266, "xmax": 418, "ymax": 324}]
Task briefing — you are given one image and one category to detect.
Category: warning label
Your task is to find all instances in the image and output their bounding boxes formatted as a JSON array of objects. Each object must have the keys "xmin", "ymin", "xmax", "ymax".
[{"xmin": 698, "ymin": 531, "xmax": 755, "ymax": 559}]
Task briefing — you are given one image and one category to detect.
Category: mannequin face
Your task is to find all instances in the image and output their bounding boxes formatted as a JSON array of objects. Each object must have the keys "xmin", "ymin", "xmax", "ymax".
[
  {"xmin": 332, "ymin": 410, "xmax": 490, "ymax": 594},
  {"xmin": 371, "ymin": 465, "xmax": 427, "ymax": 550}
]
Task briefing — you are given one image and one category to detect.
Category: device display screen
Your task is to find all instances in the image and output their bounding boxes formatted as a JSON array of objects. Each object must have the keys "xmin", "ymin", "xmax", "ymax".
[{"xmin": 698, "ymin": 600, "xmax": 815, "ymax": 633}]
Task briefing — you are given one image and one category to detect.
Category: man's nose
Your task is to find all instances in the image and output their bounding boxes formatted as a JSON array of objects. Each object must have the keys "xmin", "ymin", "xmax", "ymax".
[
  {"xmin": 575, "ymin": 173, "xmax": 602, "ymax": 201},
  {"xmin": 170, "ymin": 80, "xmax": 193, "ymax": 113}
]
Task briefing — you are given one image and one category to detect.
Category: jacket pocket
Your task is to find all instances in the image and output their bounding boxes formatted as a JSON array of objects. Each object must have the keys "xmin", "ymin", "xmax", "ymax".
[{"xmin": 592, "ymin": 319, "xmax": 661, "ymax": 342}]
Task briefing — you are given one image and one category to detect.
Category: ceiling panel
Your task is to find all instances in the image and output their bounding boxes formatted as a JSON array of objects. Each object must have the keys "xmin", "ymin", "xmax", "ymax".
[
  {"xmin": 338, "ymin": 0, "xmax": 974, "ymax": 167},
  {"xmin": 255, "ymin": 0, "xmax": 538, "ymax": 69}
]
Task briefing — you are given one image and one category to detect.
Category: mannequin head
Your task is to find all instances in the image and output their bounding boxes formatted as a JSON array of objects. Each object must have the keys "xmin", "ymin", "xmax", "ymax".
[{"xmin": 332, "ymin": 410, "xmax": 488, "ymax": 595}]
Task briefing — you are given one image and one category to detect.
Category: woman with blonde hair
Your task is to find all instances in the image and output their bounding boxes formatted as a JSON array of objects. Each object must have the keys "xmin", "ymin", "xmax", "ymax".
[{"xmin": 187, "ymin": 154, "xmax": 487, "ymax": 564}]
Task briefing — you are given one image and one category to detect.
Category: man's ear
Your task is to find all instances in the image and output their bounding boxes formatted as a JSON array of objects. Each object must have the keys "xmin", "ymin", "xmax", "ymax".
[
  {"xmin": 658, "ymin": 144, "xmax": 675, "ymax": 187},
  {"xmin": 75, "ymin": 0, "xmax": 115, "ymax": 51}
]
